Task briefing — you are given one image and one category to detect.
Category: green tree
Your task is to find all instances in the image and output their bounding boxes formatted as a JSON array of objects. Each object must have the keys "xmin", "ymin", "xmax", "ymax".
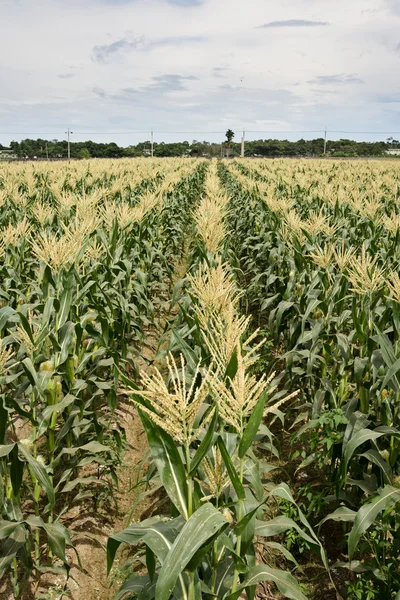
[
  {"xmin": 225, "ymin": 129, "xmax": 235, "ymax": 157},
  {"xmin": 78, "ymin": 147, "xmax": 91, "ymax": 160}
]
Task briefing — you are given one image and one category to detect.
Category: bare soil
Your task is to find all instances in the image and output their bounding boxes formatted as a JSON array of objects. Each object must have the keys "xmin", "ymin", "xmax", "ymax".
[{"xmin": 66, "ymin": 401, "xmax": 149, "ymax": 600}]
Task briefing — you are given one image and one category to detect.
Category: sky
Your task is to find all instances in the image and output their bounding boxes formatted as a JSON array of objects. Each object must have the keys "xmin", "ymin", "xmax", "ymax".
[{"xmin": 0, "ymin": 0, "xmax": 400, "ymax": 146}]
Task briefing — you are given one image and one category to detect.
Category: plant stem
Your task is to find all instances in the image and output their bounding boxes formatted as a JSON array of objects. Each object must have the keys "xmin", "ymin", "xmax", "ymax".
[
  {"xmin": 231, "ymin": 457, "xmax": 244, "ymax": 594},
  {"xmin": 185, "ymin": 443, "xmax": 195, "ymax": 599},
  {"xmin": 12, "ymin": 556, "xmax": 19, "ymax": 598},
  {"xmin": 185, "ymin": 443, "xmax": 193, "ymax": 518},
  {"xmin": 188, "ymin": 575, "xmax": 195, "ymax": 600}
]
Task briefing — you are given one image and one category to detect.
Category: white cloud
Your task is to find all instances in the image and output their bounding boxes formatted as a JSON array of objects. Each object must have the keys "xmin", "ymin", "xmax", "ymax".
[
  {"xmin": 0, "ymin": 0, "xmax": 399, "ymax": 145},
  {"xmin": 257, "ymin": 20, "xmax": 329, "ymax": 28}
]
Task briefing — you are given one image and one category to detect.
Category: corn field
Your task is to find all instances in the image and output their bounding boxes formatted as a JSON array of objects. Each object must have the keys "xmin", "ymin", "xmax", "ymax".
[{"xmin": 1, "ymin": 157, "xmax": 400, "ymax": 600}]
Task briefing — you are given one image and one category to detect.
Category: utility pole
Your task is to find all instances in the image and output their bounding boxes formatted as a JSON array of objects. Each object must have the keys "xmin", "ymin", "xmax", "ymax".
[
  {"xmin": 241, "ymin": 130, "xmax": 245, "ymax": 158},
  {"xmin": 45, "ymin": 142, "xmax": 49, "ymax": 161},
  {"xmin": 323, "ymin": 128, "xmax": 327, "ymax": 156},
  {"xmin": 151, "ymin": 130, "xmax": 154, "ymax": 158},
  {"xmin": 65, "ymin": 128, "xmax": 73, "ymax": 160}
]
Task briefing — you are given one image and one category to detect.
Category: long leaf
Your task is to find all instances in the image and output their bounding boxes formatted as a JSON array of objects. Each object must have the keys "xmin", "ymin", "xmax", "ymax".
[
  {"xmin": 217, "ymin": 436, "xmax": 245, "ymax": 500},
  {"xmin": 140, "ymin": 412, "xmax": 189, "ymax": 519},
  {"xmin": 238, "ymin": 391, "xmax": 267, "ymax": 459},
  {"xmin": 0, "ymin": 524, "xmax": 27, "ymax": 578},
  {"xmin": 348, "ymin": 485, "xmax": 400, "ymax": 559},
  {"xmin": 107, "ymin": 517, "xmax": 185, "ymax": 574},
  {"xmin": 26, "ymin": 517, "xmax": 69, "ymax": 563},
  {"xmin": 318, "ymin": 507, "xmax": 357, "ymax": 528},
  {"xmin": 156, "ymin": 503, "xmax": 228, "ymax": 600},
  {"xmin": 18, "ymin": 443, "xmax": 55, "ymax": 507},
  {"xmin": 57, "ymin": 287, "xmax": 72, "ymax": 331},
  {"xmin": 344, "ymin": 428, "xmax": 386, "ymax": 472},
  {"xmin": 255, "ymin": 516, "xmax": 316, "ymax": 546},
  {"xmin": 225, "ymin": 564, "xmax": 307, "ymax": 600},
  {"xmin": 189, "ymin": 408, "xmax": 218, "ymax": 475}
]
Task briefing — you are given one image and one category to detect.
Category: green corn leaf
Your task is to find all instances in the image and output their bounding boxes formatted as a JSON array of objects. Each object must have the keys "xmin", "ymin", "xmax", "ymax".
[
  {"xmin": 22, "ymin": 358, "xmax": 39, "ymax": 388},
  {"xmin": 39, "ymin": 394, "xmax": 77, "ymax": 436},
  {"xmin": 18, "ymin": 442, "xmax": 55, "ymax": 507},
  {"xmin": 0, "ymin": 520, "xmax": 23, "ymax": 539},
  {"xmin": 79, "ymin": 441, "xmax": 111, "ymax": 453},
  {"xmin": 262, "ymin": 541, "xmax": 300, "ymax": 567},
  {"xmin": 358, "ymin": 449, "xmax": 392, "ymax": 484},
  {"xmin": 107, "ymin": 517, "xmax": 184, "ymax": 573},
  {"xmin": 42, "ymin": 296, "xmax": 55, "ymax": 327},
  {"xmin": 224, "ymin": 564, "xmax": 307, "ymax": 600},
  {"xmin": 59, "ymin": 321, "xmax": 76, "ymax": 364},
  {"xmin": 217, "ymin": 436, "xmax": 245, "ymax": 500},
  {"xmin": 17, "ymin": 312, "xmax": 34, "ymax": 344},
  {"xmin": 266, "ymin": 483, "xmax": 329, "ymax": 568},
  {"xmin": 140, "ymin": 412, "xmax": 189, "ymax": 520},
  {"xmin": 146, "ymin": 546, "xmax": 156, "ymax": 583},
  {"xmin": 242, "ymin": 457, "xmax": 263, "ymax": 502},
  {"xmin": 0, "ymin": 523, "xmax": 27, "ymax": 579},
  {"xmin": 382, "ymin": 357, "xmax": 400, "ymax": 390},
  {"xmin": 0, "ymin": 399, "xmax": 8, "ymax": 444},
  {"xmin": 225, "ymin": 345, "xmax": 238, "ymax": 380},
  {"xmin": 238, "ymin": 390, "xmax": 267, "ymax": 458},
  {"xmin": 375, "ymin": 326, "xmax": 400, "ymax": 391},
  {"xmin": 115, "ymin": 576, "xmax": 155, "ymax": 600},
  {"xmin": 275, "ymin": 301, "xmax": 295, "ymax": 331},
  {"xmin": 255, "ymin": 516, "xmax": 316, "ymax": 546},
  {"xmin": 318, "ymin": 507, "xmax": 357, "ymax": 528},
  {"xmin": 348, "ymin": 485, "xmax": 400, "ymax": 560},
  {"xmin": 155, "ymin": 503, "xmax": 228, "ymax": 600},
  {"xmin": 344, "ymin": 428, "xmax": 387, "ymax": 472},
  {"xmin": 212, "ymin": 558, "xmax": 235, "ymax": 597},
  {"xmin": 57, "ymin": 287, "xmax": 73, "ymax": 330},
  {"xmin": 171, "ymin": 328, "xmax": 199, "ymax": 370},
  {"xmin": 10, "ymin": 444, "xmax": 23, "ymax": 497},
  {"xmin": 189, "ymin": 407, "xmax": 218, "ymax": 475},
  {"xmin": 0, "ymin": 443, "xmax": 16, "ymax": 458},
  {"xmin": 26, "ymin": 517, "xmax": 69, "ymax": 563},
  {"xmin": 0, "ymin": 306, "xmax": 16, "ymax": 332}
]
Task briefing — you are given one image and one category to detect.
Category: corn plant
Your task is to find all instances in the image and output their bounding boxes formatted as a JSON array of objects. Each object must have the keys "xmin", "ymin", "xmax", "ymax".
[
  {"xmin": 0, "ymin": 158, "xmax": 206, "ymax": 596},
  {"xmin": 218, "ymin": 158, "xmax": 400, "ymax": 594},
  {"xmin": 108, "ymin": 178, "xmax": 327, "ymax": 598}
]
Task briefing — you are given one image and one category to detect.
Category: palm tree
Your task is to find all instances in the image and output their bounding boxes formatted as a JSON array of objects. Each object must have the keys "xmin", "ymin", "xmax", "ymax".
[{"xmin": 225, "ymin": 129, "xmax": 235, "ymax": 157}]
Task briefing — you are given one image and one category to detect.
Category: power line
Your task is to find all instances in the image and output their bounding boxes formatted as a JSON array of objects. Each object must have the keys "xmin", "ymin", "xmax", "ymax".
[
  {"xmin": 245, "ymin": 130, "xmax": 324, "ymax": 134},
  {"xmin": 67, "ymin": 131, "xmax": 152, "ymax": 135},
  {"xmin": 0, "ymin": 129, "xmax": 328, "ymax": 135},
  {"xmin": 0, "ymin": 131, "xmax": 151, "ymax": 135},
  {"xmin": 329, "ymin": 131, "xmax": 400, "ymax": 135},
  {"xmin": 1, "ymin": 129, "xmax": 400, "ymax": 136}
]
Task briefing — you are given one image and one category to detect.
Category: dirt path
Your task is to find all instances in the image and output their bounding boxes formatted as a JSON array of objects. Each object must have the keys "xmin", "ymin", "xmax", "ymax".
[
  {"xmin": 64, "ymin": 268, "xmax": 189, "ymax": 600},
  {"xmin": 67, "ymin": 400, "xmax": 149, "ymax": 600}
]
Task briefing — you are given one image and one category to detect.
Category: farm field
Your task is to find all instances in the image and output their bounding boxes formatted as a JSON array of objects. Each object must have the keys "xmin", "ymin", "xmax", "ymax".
[{"xmin": 1, "ymin": 157, "xmax": 400, "ymax": 599}]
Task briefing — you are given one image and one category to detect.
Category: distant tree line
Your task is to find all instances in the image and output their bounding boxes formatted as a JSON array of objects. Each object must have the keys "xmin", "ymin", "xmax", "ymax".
[{"xmin": 2, "ymin": 136, "xmax": 400, "ymax": 159}]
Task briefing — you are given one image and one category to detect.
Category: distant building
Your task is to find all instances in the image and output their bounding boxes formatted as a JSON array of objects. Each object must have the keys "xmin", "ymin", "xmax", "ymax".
[
  {"xmin": 0, "ymin": 148, "xmax": 16, "ymax": 160},
  {"xmin": 386, "ymin": 148, "xmax": 400, "ymax": 156}
]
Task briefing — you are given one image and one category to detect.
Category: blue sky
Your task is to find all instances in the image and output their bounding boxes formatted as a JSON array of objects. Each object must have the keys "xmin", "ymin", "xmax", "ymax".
[{"xmin": 0, "ymin": 0, "xmax": 400, "ymax": 146}]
